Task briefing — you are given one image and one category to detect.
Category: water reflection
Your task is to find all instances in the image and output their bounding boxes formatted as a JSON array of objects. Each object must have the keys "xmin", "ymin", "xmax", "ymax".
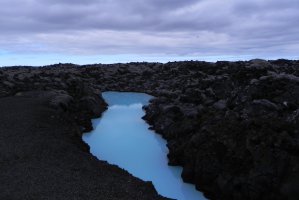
[{"xmin": 83, "ymin": 92, "xmax": 206, "ymax": 200}]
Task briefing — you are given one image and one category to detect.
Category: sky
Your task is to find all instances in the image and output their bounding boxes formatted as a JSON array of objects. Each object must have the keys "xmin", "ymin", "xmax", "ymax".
[{"xmin": 0, "ymin": 0, "xmax": 298, "ymax": 66}]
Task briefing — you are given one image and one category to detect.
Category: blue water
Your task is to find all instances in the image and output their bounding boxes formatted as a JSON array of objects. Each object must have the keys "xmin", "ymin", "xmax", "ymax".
[{"xmin": 83, "ymin": 91, "xmax": 206, "ymax": 200}]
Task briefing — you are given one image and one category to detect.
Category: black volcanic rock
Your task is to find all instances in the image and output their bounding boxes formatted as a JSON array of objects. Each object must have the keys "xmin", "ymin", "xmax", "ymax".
[
  {"xmin": 141, "ymin": 60, "xmax": 299, "ymax": 200},
  {"xmin": 1, "ymin": 59, "xmax": 299, "ymax": 199}
]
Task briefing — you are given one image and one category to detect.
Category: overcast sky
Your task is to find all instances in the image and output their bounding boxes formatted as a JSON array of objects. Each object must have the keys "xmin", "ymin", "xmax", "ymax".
[{"xmin": 0, "ymin": 0, "xmax": 298, "ymax": 66}]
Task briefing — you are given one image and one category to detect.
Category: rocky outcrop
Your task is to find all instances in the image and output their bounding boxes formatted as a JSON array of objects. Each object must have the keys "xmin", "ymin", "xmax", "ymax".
[
  {"xmin": 1, "ymin": 59, "xmax": 299, "ymax": 199},
  {"xmin": 142, "ymin": 60, "xmax": 299, "ymax": 200}
]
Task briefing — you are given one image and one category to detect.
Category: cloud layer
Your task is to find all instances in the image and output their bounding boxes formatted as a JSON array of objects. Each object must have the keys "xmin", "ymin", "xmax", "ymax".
[{"xmin": 0, "ymin": 0, "xmax": 298, "ymax": 61}]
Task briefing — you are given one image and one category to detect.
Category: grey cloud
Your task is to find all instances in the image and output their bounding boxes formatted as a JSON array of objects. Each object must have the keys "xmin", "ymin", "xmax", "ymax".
[{"xmin": 0, "ymin": 0, "xmax": 298, "ymax": 59}]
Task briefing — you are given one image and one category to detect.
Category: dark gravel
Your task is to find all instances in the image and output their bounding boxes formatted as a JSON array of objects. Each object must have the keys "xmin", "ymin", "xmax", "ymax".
[{"xmin": 0, "ymin": 91, "xmax": 166, "ymax": 200}]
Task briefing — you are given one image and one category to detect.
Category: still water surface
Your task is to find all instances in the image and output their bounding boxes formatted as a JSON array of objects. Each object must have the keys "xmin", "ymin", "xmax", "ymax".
[{"xmin": 83, "ymin": 91, "xmax": 206, "ymax": 200}]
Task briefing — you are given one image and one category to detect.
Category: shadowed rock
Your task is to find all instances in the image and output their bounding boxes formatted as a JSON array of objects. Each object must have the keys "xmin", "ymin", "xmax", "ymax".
[{"xmin": 1, "ymin": 59, "xmax": 299, "ymax": 200}]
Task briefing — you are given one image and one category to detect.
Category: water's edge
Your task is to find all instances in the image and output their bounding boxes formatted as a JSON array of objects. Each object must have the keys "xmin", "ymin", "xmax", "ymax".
[{"xmin": 83, "ymin": 92, "xmax": 206, "ymax": 200}]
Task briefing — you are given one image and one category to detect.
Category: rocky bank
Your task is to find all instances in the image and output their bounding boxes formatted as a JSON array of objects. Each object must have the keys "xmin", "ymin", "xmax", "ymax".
[{"xmin": 1, "ymin": 59, "xmax": 299, "ymax": 199}]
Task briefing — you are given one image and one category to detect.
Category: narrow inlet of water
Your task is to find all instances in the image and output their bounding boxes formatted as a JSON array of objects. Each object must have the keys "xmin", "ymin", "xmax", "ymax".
[{"xmin": 83, "ymin": 91, "xmax": 206, "ymax": 200}]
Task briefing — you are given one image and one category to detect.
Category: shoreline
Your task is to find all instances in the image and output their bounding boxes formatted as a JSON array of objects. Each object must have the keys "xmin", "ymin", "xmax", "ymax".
[{"xmin": 0, "ymin": 90, "xmax": 167, "ymax": 199}]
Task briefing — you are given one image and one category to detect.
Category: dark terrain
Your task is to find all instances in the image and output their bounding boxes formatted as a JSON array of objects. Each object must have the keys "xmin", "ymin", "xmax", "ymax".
[
  {"xmin": 0, "ymin": 91, "xmax": 166, "ymax": 200},
  {"xmin": 1, "ymin": 59, "xmax": 299, "ymax": 199}
]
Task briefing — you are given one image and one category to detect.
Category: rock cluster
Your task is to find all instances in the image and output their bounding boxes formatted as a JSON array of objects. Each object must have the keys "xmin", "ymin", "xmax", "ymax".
[
  {"xmin": 0, "ymin": 65, "xmax": 107, "ymax": 133},
  {"xmin": 1, "ymin": 59, "xmax": 299, "ymax": 199},
  {"xmin": 143, "ymin": 59, "xmax": 299, "ymax": 200}
]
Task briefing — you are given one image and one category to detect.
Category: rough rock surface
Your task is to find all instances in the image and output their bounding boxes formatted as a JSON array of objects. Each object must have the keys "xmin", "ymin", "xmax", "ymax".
[{"xmin": 1, "ymin": 59, "xmax": 299, "ymax": 199}]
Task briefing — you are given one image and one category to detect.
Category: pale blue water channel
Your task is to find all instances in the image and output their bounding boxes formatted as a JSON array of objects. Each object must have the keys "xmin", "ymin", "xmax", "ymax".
[{"xmin": 83, "ymin": 91, "xmax": 206, "ymax": 200}]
